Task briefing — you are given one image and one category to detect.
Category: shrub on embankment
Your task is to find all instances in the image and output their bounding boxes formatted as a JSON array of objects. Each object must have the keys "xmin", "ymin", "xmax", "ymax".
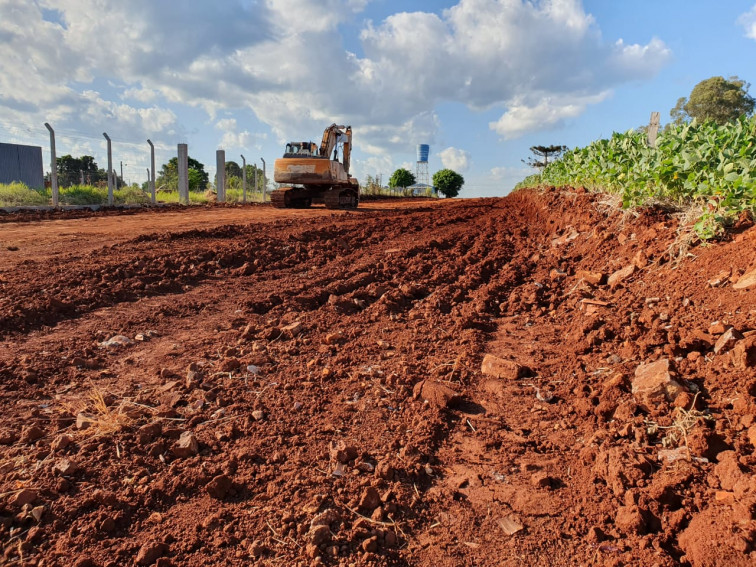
[
  {"xmin": 0, "ymin": 184, "xmax": 154, "ymax": 207},
  {"xmin": 515, "ymin": 116, "xmax": 756, "ymax": 238}
]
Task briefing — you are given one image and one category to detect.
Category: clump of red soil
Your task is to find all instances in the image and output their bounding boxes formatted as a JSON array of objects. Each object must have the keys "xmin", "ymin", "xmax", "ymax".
[{"xmin": 0, "ymin": 188, "xmax": 754, "ymax": 566}]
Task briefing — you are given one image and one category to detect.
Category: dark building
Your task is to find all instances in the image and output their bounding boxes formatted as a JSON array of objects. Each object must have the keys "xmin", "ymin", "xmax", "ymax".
[{"xmin": 0, "ymin": 142, "xmax": 44, "ymax": 188}]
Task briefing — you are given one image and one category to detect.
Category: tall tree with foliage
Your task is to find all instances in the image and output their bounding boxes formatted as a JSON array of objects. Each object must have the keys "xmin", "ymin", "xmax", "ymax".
[
  {"xmin": 670, "ymin": 76, "xmax": 755, "ymax": 125},
  {"xmin": 156, "ymin": 157, "xmax": 209, "ymax": 192},
  {"xmin": 389, "ymin": 168, "xmax": 416, "ymax": 188},
  {"xmin": 433, "ymin": 169, "xmax": 464, "ymax": 198},
  {"xmin": 522, "ymin": 145, "xmax": 568, "ymax": 169},
  {"xmin": 56, "ymin": 155, "xmax": 108, "ymax": 187}
]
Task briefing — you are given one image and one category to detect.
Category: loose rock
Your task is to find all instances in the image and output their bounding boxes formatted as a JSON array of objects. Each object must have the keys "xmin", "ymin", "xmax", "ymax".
[
  {"xmin": 713, "ymin": 327, "xmax": 743, "ymax": 354},
  {"xmin": 413, "ymin": 380, "xmax": 461, "ymax": 408},
  {"xmin": 173, "ymin": 431, "xmax": 198, "ymax": 458},
  {"xmin": 608, "ymin": 264, "xmax": 636, "ymax": 288},
  {"xmin": 136, "ymin": 542, "xmax": 169, "ymax": 566},
  {"xmin": 481, "ymin": 354, "xmax": 529, "ymax": 380},
  {"xmin": 631, "ymin": 358, "xmax": 684, "ymax": 411},
  {"xmin": 205, "ymin": 474, "xmax": 232, "ymax": 499}
]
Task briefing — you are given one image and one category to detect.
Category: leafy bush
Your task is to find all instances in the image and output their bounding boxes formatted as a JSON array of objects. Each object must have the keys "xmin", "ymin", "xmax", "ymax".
[
  {"xmin": 114, "ymin": 186, "xmax": 151, "ymax": 205},
  {"xmin": 516, "ymin": 116, "xmax": 756, "ymax": 238},
  {"xmin": 0, "ymin": 182, "xmax": 49, "ymax": 206},
  {"xmin": 59, "ymin": 185, "xmax": 108, "ymax": 205}
]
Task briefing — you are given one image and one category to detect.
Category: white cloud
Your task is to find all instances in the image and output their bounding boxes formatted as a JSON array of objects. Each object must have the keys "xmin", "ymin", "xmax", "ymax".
[
  {"xmin": 438, "ymin": 147, "xmax": 471, "ymax": 172},
  {"xmin": 739, "ymin": 4, "xmax": 756, "ymax": 40},
  {"xmin": 489, "ymin": 91, "xmax": 610, "ymax": 139},
  {"xmin": 0, "ymin": 0, "xmax": 672, "ymax": 173}
]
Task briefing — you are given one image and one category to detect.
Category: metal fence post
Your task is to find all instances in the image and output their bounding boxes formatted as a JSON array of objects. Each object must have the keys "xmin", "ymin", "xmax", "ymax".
[
  {"xmin": 147, "ymin": 139, "xmax": 156, "ymax": 204},
  {"xmin": 177, "ymin": 143, "xmax": 189, "ymax": 205},
  {"xmin": 44, "ymin": 123, "xmax": 59, "ymax": 207}
]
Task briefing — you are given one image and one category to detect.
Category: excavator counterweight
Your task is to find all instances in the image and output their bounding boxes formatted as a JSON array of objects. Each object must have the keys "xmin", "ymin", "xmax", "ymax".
[{"xmin": 271, "ymin": 124, "xmax": 359, "ymax": 209}]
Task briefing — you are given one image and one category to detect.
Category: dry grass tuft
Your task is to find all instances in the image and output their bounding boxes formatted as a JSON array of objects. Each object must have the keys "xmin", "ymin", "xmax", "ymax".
[{"xmin": 62, "ymin": 384, "xmax": 134, "ymax": 436}]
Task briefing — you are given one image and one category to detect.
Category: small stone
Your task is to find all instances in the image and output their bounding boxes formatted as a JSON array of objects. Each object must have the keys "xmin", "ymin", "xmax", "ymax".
[
  {"xmin": 732, "ymin": 336, "xmax": 756, "ymax": 368},
  {"xmin": 713, "ymin": 328, "xmax": 744, "ymax": 354},
  {"xmin": 733, "ymin": 267, "xmax": 756, "ymax": 290},
  {"xmin": 309, "ymin": 525, "xmax": 331, "ymax": 546},
  {"xmin": 608, "ymin": 264, "xmax": 636, "ymax": 288},
  {"xmin": 11, "ymin": 488, "xmax": 37, "ymax": 507},
  {"xmin": 631, "ymin": 358, "xmax": 684, "ymax": 411},
  {"xmin": 218, "ymin": 358, "xmax": 241, "ymax": 372},
  {"xmin": 708, "ymin": 321, "xmax": 727, "ymax": 335},
  {"xmin": 137, "ymin": 422, "xmax": 163, "ymax": 445},
  {"xmin": 614, "ymin": 505, "xmax": 645, "ymax": 535},
  {"xmin": 293, "ymin": 402, "xmax": 303, "ymax": 410},
  {"xmin": 249, "ymin": 540, "xmax": 266, "ymax": 558},
  {"xmin": 205, "ymin": 474, "xmax": 232, "ymax": 499},
  {"xmin": 575, "ymin": 270, "xmax": 605, "ymax": 285},
  {"xmin": 497, "ymin": 514, "xmax": 524, "ymax": 536},
  {"xmin": 530, "ymin": 472, "xmax": 557, "ymax": 489},
  {"xmin": 329, "ymin": 440, "xmax": 358, "ymax": 463},
  {"xmin": 481, "ymin": 354, "xmax": 529, "ymax": 379},
  {"xmin": 361, "ymin": 536, "xmax": 379, "ymax": 553},
  {"xmin": 136, "ymin": 542, "xmax": 168, "ymax": 566},
  {"xmin": 100, "ymin": 335, "xmax": 133, "ymax": 348},
  {"xmin": 412, "ymin": 380, "xmax": 461, "ymax": 408},
  {"xmin": 173, "ymin": 431, "xmax": 198, "ymax": 458},
  {"xmin": 384, "ymin": 531, "xmax": 397, "ymax": 547},
  {"xmin": 281, "ymin": 321, "xmax": 303, "ymax": 338},
  {"xmin": 633, "ymin": 250, "xmax": 649, "ymax": 269},
  {"xmin": 51, "ymin": 434, "xmax": 73, "ymax": 451},
  {"xmin": 746, "ymin": 425, "xmax": 756, "ymax": 447},
  {"xmin": 20, "ymin": 424, "xmax": 45, "ymax": 443},
  {"xmin": 53, "ymin": 459, "xmax": 79, "ymax": 476},
  {"xmin": 0, "ymin": 429, "xmax": 18, "ymax": 444},
  {"xmin": 251, "ymin": 410, "xmax": 265, "ymax": 421},
  {"xmin": 324, "ymin": 331, "xmax": 344, "ymax": 345},
  {"xmin": 358, "ymin": 487, "xmax": 381, "ymax": 511},
  {"xmin": 76, "ymin": 412, "xmax": 93, "ymax": 430}
]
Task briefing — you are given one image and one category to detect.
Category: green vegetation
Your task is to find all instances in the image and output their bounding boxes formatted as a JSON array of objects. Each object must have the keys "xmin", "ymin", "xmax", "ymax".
[
  {"xmin": 0, "ymin": 182, "xmax": 48, "ymax": 206},
  {"xmin": 522, "ymin": 145, "xmax": 568, "ymax": 169},
  {"xmin": 515, "ymin": 116, "xmax": 756, "ymax": 239},
  {"xmin": 389, "ymin": 168, "xmax": 416, "ymax": 188},
  {"xmin": 433, "ymin": 169, "xmax": 464, "ymax": 198},
  {"xmin": 156, "ymin": 157, "xmax": 210, "ymax": 192},
  {"xmin": 671, "ymin": 76, "xmax": 754, "ymax": 126}
]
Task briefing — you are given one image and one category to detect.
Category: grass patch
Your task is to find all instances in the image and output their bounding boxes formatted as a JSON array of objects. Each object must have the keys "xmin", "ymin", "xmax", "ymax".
[{"xmin": 0, "ymin": 182, "xmax": 48, "ymax": 206}]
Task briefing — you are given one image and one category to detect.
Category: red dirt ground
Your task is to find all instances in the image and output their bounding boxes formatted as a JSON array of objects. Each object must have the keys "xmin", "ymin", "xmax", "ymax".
[{"xmin": 0, "ymin": 190, "xmax": 754, "ymax": 567}]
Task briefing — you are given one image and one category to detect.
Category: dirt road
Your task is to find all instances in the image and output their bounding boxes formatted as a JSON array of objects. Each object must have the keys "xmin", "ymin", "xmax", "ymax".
[{"xmin": 0, "ymin": 191, "xmax": 754, "ymax": 566}]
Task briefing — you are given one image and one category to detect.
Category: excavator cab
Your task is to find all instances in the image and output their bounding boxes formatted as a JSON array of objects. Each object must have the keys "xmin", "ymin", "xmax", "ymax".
[{"xmin": 272, "ymin": 124, "xmax": 359, "ymax": 210}]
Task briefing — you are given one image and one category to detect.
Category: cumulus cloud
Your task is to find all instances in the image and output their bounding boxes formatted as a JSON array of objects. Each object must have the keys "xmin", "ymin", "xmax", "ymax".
[
  {"xmin": 739, "ymin": 4, "xmax": 756, "ymax": 40},
  {"xmin": 0, "ymin": 0, "xmax": 672, "ymax": 170},
  {"xmin": 438, "ymin": 147, "xmax": 471, "ymax": 172}
]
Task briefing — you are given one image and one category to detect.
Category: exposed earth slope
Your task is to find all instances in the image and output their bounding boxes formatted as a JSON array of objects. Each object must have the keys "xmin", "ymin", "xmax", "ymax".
[{"xmin": 1, "ymin": 189, "xmax": 754, "ymax": 566}]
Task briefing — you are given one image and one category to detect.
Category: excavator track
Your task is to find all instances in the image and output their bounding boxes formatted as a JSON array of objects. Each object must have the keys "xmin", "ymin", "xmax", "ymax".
[
  {"xmin": 270, "ymin": 187, "xmax": 312, "ymax": 209},
  {"xmin": 323, "ymin": 187, "xmax": 359, "ymax": 210}
]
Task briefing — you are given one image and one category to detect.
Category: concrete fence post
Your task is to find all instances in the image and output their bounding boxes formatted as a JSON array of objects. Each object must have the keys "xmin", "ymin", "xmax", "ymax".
[
  {"xmin": 177, "ymin": 143, "xmax": 189, "ymax": 205},
  {"xmin": 44, "ymin": 123, "xmax": 59, "ymax": 207},
  {"xmin": 103, "ymin": 132, "xmax": 113, "ymax": 205},
  {"xmin": 241, "ymin": 154, "xmax": 247, "ymax": 204},
  {"xmin": 260, "ymin": 157, "xmax": 266, "ymax": 203},
  {"xmin": 254, "ymin": 162, "xmax": 258, "ymax": 199},
  {"xmin": 147, "ymin": 139, "xmax": 156, "ymax": 204},
  {"xmin": 647, "ymin": 112, "xmax": 661, "ymax": 147},
  {"xmin": 216, "ymin": 150, "xmax": 226, "ymax": 203}
]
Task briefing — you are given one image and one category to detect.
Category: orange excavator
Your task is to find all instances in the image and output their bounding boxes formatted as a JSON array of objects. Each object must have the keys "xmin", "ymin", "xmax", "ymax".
[{"xmin": 271, "ymin": 124, "xmax": 359, "ymax": 209}]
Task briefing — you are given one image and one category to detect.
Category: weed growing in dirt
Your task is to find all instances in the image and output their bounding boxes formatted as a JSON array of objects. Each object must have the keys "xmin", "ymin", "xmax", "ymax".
[
  {"xmin": 0, "ymin": 182, "xmax": 48, "ymax": 206},
  {"xmin": 645, "ymin": 394, "xmax": 713, "ymax": 456}
]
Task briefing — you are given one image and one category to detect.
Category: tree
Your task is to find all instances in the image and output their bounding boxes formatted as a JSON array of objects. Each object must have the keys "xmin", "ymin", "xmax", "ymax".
[
  {"xmin": 156, "ymin": 157, "xmax": 209, "ymax": 192},
  {"xmin": 670, "ymin": 76, "xmax": 755, "ymax": 125},
  {"xmin": 388, "ymin": 168, "xmax": 415, "ymax": 188},
  {"xmin": 56, "ymin": 154, "xmax": 108, "ymax": 187},
  {"xmin": 225, "ymin": 161, "xmax": 242, "ymax": 179},
  {"xmin": 433, "ymin": 169, "xmax": 464, "ymax": 198},
  {"xmin": 522, "ymin": 145, "xmax": 568, "ymax": 169}
]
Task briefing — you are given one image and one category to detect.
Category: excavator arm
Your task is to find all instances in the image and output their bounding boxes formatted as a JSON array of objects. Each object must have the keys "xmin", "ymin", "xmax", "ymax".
[{"xmin": 319, "ymin": 123, "xmax": 353, "ymax": 172}]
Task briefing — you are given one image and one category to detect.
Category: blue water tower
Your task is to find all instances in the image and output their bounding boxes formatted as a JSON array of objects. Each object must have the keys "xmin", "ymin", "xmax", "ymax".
[{"xmin": 416, "ymin": 144, "xmax": 430, "ymax": 163}]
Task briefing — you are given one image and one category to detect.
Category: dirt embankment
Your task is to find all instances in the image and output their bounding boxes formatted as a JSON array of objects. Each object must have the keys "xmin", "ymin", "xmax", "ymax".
[{"xmin": 0, "ymin": 189, "xmax": 754, "ymax": 567}]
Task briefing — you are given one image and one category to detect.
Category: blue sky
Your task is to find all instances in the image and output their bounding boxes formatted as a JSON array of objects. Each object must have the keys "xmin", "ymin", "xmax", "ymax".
[{"xmin": 1, "ymin": 0, "xmax": 755, "ymax": 197}]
